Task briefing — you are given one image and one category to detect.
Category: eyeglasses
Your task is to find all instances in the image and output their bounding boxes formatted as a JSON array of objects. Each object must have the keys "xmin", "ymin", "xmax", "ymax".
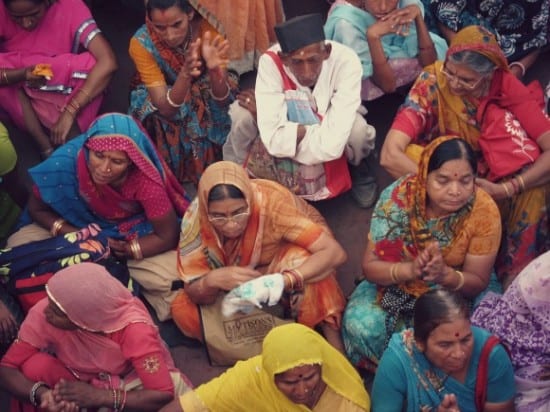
[
  {"xmin": 207, "ymin": 210, "xmax": 250, "ymax": 226},
  {"xmin": 440, "ymin": 65, "xmax": 485, "ymax": 90}
]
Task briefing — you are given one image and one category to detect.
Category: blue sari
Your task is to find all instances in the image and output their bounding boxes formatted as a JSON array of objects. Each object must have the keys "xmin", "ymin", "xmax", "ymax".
[
  {"xmin": 22, "ymin": 113, "xmax": 189, "ymax": 239},
  {"xmin": 372, "ymin": 327, "xmax": 515, "ymax": 411}
]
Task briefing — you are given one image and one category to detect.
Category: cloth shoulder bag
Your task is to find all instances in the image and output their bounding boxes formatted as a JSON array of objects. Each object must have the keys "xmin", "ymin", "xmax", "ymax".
[
  {"xmin": 199, "ymin": 294, "xmax": 292, "ymax": 366},
  {"xmin": 475, "ymin": 335, "xmax": 506, "ymax": 411},
  {"xmin": 245, "ymin": 51, "xmax": 351, "ymax": 201},
  {"xmin": 476, "ymin": 81, "xmax": 545, "ymax": 181}
]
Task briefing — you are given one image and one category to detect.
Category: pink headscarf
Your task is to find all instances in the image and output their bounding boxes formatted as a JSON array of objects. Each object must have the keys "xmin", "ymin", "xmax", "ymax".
[{"xmin": 45, "ymin": 262, "xmax": 153, "ymax": 333}]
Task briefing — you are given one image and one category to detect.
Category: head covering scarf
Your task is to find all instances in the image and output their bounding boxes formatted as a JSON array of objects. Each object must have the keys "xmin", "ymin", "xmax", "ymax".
[
  {"xmin": 445, "ymin": 25, "xmax": 508, "ymax": 70},
  {"xmin": 45, "ymin": 262, "xmax": 152, "ymax": 332},
  {"xmin": 178, "ymin": 161, "xmax": 264, "ymax": 280},
  {"xmin": 416, "ymin": 26, "xmax": 509, "ymax": 150},
  {"xmin": 189, "ymin": 323, "xmax": 370, "ymax": 411},
  {"xmin": 27, "ymin": 113, "xmax": 189, "ymax": 238},
  {"xmin": 17, "ymin": 263, "xmax": 172, "ymax": 379},
  {"xmin": 471, "ymin": 250, "xmax": 550, "ymax": 410}
]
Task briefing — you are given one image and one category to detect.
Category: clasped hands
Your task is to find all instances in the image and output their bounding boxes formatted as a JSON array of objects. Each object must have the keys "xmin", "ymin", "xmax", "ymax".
[
  {"xmin": 367, "ymin": 5, "xmax": 421, "ymax": 38},
  {"xmin": 38, "ymin": 379, "xmax": 97, "ymax": 412},
  {"xmin": 222, "ymin": 273, "xmax": 286, "ymax": 316},
  {"xmin": 410, "ymin": 241, "xmax": 449, "ymax": 284}
]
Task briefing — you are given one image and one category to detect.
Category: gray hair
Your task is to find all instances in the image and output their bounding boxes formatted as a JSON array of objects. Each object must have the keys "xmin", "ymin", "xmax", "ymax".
[{"xmin": 447, "ymin": 50, "xmax": 496, "ymax": 75}]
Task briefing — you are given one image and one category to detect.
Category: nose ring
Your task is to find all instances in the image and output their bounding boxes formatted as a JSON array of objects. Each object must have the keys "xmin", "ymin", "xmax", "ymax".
[{"xmin": 107, "ymin": 168, "xmax": 112, "ymax": 173}]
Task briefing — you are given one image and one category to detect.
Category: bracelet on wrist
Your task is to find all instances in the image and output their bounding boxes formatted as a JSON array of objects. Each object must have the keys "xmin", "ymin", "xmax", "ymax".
[
  {"xmin": 166, "ymin": 89, "xmax": 184, "ymax": 108},
  {"xmin": 209, "ymin": 82, "xmax": 231, "ymax": 101},
  {"xmin": 129, "ymin": 238, "xmax": 143, "ymax": 260},
  {"xmin": 1, "ymin": 68, "xmax": 9, "ymax": 85},
  {"xmin": 501, "ymin": 182, "xmax": 511, "ymax": 198},
  {"xmin": 390, "ymin": 263, "xmax": 401, "ymax": 283},
  {"xmin": 30, "ymin": 381, "xmax": 50, "ymax": 407},
  {"xmin": 452, "ymin": 270, "xmax": 465, "ymax": 291},
  {"xmin": 50, "ymin": 218, "xmax": 66, "ymax": 236},
  {"xmin": 516, "ymin": 175, "xmax": 526, "ymax": 192},
  {"xmin": 509, "ymin": 61, "xmax": 526, "ymax": 77}
]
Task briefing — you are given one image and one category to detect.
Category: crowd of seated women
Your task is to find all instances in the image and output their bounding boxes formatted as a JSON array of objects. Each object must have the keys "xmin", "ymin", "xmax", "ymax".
[{"xmin": 0, "ymin": 0, "xmax": 549, "ymax": 410}]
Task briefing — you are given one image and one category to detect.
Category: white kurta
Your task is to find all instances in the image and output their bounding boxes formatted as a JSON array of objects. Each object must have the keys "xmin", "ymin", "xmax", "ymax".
[{"xmin": 255, "ymin": 41, "xmax": 364, "ymax": 166}]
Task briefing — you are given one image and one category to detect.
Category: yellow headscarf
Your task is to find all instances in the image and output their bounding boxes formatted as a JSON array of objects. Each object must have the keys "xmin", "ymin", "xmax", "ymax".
[{"xmin": 181, "ymin": 324, "xmax": 370, "ymax": 411}]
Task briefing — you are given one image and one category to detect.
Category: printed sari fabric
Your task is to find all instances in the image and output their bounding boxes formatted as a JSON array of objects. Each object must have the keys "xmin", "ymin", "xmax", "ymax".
[
  {"xmin": 391, "ymin": 25, "xmax": 550, "ymax": 285},
  {"xmin": 0, "ymin": 263, "xmax": 192, "ymax": 412},
  {"xmin": 342, "ymin": 136, "xmax": 502, "ymax": 372},
  {"xmin": 23, "ymin": 113, "xmax": 188, "ymax": 240},
  {"xmin": 420, "ymin": 0, "xmax": 549, "ymax": 62},
  {"xmin": 172, "ymin": 161, "xmax": 346, "ymax": 340},
  {"xmin": 472, "ymin": 250, "xmax": 550, "ymax": 411},
  {"xmin": 324, "ymin": 0, "xmax": 448, "ymax": 101},
  {"xmin": 0, "ymin": 0, "xmax": 103, "ymax": 132},
  {"xmin": 371, "ymin": 327, "xmax": 515, "ymax": 412},
  {"xmin": 179, "ymin": 323, "xmax": 370, "ymax": 411},
  {"xmin": 128, "ymin": 10, "xmax": 238, "ymax": 185},
  {"xmin": 190, "ymin": 0, "xmax": 284, "ymax": 74}
]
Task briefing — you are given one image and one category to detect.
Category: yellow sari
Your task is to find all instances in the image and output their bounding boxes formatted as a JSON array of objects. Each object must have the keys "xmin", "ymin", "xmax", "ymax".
[{"xmin": 179, "ymin": 323, "xmax": 370, "ymax": 411}]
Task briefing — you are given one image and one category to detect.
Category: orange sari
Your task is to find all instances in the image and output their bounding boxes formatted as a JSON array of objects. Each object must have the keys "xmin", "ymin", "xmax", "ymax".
[{"xmin": 172, "ymin": 162, "xmax": 345, "ymax": 340}]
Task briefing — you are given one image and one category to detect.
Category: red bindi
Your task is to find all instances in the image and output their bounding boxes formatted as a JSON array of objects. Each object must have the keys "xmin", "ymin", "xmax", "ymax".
[{"xmin": 455, "ymin": 332, "xmax": 460, "ymax": 337}]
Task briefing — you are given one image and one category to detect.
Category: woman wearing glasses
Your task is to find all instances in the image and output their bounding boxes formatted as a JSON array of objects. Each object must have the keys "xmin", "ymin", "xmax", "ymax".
[
  {"xmin": 380, "ymin": 25, "xmax": 550, "ymax": 290},
  {"xmin": 171, "ymin": 161, "xmax": 347, "ymax": 351}
]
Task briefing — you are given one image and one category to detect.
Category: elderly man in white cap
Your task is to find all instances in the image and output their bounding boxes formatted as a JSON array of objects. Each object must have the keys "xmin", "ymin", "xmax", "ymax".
[{"xmin": 223, "ymin": 13, "xmax": 378, "ymax": 207}]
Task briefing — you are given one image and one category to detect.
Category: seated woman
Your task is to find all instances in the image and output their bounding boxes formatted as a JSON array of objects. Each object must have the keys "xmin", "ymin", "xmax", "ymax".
[
  {"xmin": 171, "ymin": 161, "xmax": 347, "ymax": 351},
  {"xmin": 372, "ymin": 288, "xmax": 516, "ymax": 411},
  {"xmin": 343, "ymin": 136, "xmax": 502, "ymax": 372},
  {"xmin": 380, "ymin": 25, "xmax": 550, "ymax": 289},
  {"xmin": 0, "ymin": 0, "xmax": 117, "ymax": 158},
  {"xmin": 472, "ymin": 250, "xmax": 550, "ymax": 411},
  {"xmin": 128, "ymin": 0, "xmax": 238, "ymax": 185},
  {"xmin": 324, "ymin": 0, "xmax": 447, "ymax": 101},
  {"xmin": 160, "ymin": 323, "xmax": 370, "ymax": 412},
  {"xmin": 0, "ymin": 262, "xmax": 192, "ymax": 411},
  {"xmin": 5, "ymin": 113, "xmax": 189, "ymax": 322},
  {"xmin": 420, "ymin": 0, "xmax": 548, "ymax": 79}
]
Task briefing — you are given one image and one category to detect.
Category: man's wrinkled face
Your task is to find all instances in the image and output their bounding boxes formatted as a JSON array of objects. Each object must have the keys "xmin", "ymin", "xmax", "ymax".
[{"xmin": 279, "ymin": 42, "xmax": 331, "ymax": 88}]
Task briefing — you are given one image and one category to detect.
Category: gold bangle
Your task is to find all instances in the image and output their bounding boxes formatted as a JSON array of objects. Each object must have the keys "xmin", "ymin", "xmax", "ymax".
[
  {"xmin": 166, "ymin": 89, "xmax": 184, "ymax": 108},
  {"xmin": 50, "ymin": 218, "xmax": 65, "ymax": 236},
  {"xmin": 516, "ymin": 175, "xmax": 526, "ymax": 193},
  {"xmin": 129, "ymin": 238, "xmax": 143, "ymax": 260},
  {"xmin": 209, "ymin": 82, "xmax": 231, "ymax": 101},
  {"xmin": 390, "ymin": 263, "xmax": 399, "ymax": 283},
  {"xmin": 453, "ymin": 270, "xmax": 465, "ymax": 291},
  {"xmin": 1, "ymin": 69, "xmax": 8, "ymax": 85},
  {"xmin": 283, "ymin": 272, "xmax": 294, "ymax": 291},
  {"xmin": 77, "ymin": 88, "xmax": 91, "ymax": 103},
  {"xmin": 63, "ymin": 103, "xmax": 77, "ymax": 117},
  {"xmin": 509, "ymin": 61, "xmax": 526, "ymax": 77},
  {"xmin": 501, "ymin": 182, "xmax": 511, "ymax": 198}
]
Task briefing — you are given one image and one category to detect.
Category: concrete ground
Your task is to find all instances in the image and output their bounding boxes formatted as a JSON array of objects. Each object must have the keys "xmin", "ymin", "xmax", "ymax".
[{"xmin": 3, "ymin": 0, "xmax": 550, "ymax": 404}]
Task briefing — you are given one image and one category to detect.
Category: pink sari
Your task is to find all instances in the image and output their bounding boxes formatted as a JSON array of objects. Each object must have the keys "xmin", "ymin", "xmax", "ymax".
[
  {"xmin": 0, "ymin": 0, "xmax": 102, "ymax": 132},
  {"xmin": 1, "ymin": 263, "xmax": 191, "ymax": 411}
]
